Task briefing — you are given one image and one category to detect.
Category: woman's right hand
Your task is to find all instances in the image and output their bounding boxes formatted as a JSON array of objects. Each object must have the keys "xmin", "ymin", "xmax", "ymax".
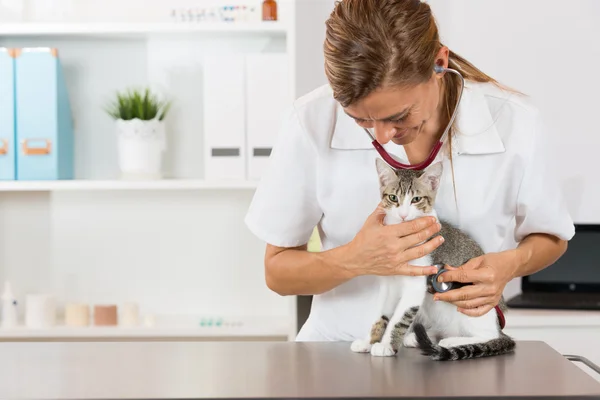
[{"xmin": 341, "ymin": 204, "xmax": 444, "ymax": 277}]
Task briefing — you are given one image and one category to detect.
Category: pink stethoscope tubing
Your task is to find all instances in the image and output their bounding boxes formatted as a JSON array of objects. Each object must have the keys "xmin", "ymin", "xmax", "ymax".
[{"xmin": 363, "ymin": 65, "xmax": 465, "ymax": 170}]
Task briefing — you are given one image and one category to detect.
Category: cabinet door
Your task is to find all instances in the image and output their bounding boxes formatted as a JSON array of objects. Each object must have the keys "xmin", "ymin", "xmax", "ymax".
[{"xmin": 505, "ymin": 327, "xmax": 600, "ymax": 382}]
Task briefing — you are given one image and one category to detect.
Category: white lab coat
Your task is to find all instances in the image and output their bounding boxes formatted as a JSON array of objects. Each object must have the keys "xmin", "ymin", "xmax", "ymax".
[{"xmin": 244, "ymin": 80, "xmax": 575, "ymax": 342}]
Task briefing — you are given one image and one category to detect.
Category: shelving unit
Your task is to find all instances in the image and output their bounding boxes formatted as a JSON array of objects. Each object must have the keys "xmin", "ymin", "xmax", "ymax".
[
  {"xmin": 0, "ymin": 22, "xmax": 288, "ymax": 38},
  {"xmin": 0, "ymin": 179, "xmax": 259, "ymax": 191},
  {"xmin": 0, "ymin": 315, "xmax": 290, "ymax": 341},
  {"xmin": 0, "ymin": 0, "xmax": 335, "ymax": 344}
]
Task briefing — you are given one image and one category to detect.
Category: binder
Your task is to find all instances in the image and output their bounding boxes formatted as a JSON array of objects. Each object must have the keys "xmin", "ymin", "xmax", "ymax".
[
  {"xmin": 245, "ymin": 54, "xmax": 290, "ymax": 181},
  {"xmin": 0, "ymin": 48, "xmax": 15, "ymax": 180},
  {"xmin": 15, "ymin": 47, "xmax": 74, "ymax": 180},
  {"xmin": 203, "ymin": 54, "xmax": 246, "ymax": 180}
]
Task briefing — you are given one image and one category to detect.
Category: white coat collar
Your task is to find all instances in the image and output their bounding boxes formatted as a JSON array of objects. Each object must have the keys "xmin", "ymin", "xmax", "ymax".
[{"xmin": 329, "ymin": 80, "xmax": 506, "ymax": 156}]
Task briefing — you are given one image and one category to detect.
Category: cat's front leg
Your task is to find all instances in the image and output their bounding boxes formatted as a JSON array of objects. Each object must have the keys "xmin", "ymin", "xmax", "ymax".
[
  {"xmin": 371, "ymin": 277, "xmax": 426, "ymax": 357},
  {"xmin": 351, "ymin": 280, "xmax": 391, "ymax": 353},
  {"xmin": 351, "ymin": 315, "xmax": 389, "ymax": 353}
]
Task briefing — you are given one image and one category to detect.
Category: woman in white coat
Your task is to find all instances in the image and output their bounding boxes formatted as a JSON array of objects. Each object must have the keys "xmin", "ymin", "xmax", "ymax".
[{"xmin": 244, "ymin": 0, "xmax": 575, "ymax": 342}]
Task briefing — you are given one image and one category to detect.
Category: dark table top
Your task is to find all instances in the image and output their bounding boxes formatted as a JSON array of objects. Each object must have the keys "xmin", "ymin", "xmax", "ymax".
[{"xmin": 0, "ymin": 340, "xmax": 599, "ymax": 399}]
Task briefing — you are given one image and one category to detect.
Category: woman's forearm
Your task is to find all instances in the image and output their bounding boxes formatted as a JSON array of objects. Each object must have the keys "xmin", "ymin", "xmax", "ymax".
[
  {"xmin": 513, "ymin": 233, "xmax": 568, "ymax": 279},
  {"xmin": 264, "ymin": 244, "xmax": 356, "ymax": 296}
]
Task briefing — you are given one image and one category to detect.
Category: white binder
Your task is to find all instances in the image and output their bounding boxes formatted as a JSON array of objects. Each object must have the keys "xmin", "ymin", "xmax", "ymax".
[
  {"xmin": 245, "ymin": 53, "xmax": 290, "ymax": 181},
  {"xmin": 203, "ymin": 54, "xmax": 246, "ymax": 180}
]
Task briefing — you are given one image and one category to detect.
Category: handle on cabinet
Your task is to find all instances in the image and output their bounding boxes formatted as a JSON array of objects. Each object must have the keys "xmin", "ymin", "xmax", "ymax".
[
  {"xmin": 22, "ymin": 139, "xmax": 52, "ymax": 155},
  {"xmin": 564, "ymin": 354, "xmax": 600, "ymax": 376}
]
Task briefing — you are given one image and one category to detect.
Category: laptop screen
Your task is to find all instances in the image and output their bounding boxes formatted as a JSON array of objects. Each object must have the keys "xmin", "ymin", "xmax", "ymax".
[{"xmin": 528, "ymin": 225, "xmax": 600, "ymax": 286}]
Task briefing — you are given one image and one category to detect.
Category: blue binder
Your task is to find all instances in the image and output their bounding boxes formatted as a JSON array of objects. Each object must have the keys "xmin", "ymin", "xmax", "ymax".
[
  {"xmin": 0, "ymin": 48, "xmax": 15, "ymax": 180},
  {"xmin": 15, "ymin": 48, "xmax": 73, "ymax": 180}
]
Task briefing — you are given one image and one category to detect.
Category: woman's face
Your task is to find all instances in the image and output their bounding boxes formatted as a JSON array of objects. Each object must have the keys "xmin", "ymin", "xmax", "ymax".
[{"xmin": 343, "ymin": 72, "xmax": 443, "ymax": 146}]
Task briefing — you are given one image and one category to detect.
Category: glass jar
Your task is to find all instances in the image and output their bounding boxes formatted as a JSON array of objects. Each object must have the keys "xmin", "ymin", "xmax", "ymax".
[{"xmin": 262, "ymin": 0, "xmax": 277, "ymax": 21}]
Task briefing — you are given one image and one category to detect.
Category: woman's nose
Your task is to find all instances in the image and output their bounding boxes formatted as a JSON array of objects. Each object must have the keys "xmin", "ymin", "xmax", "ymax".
[{"xmin": 373, "ymin": 122, "xmax": 396, "ymax": 144}]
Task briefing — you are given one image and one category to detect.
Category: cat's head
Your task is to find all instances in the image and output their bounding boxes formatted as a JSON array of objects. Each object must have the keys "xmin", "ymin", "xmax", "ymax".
[{"xmin": 375, "ymin": 158, "xmax": 443, "ymax": 224}]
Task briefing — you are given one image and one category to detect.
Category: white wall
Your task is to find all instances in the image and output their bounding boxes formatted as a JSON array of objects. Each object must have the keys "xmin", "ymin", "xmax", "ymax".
[
  {"xmin": 428, "ymin": 0, "xmax": 600, "ymax": 224},
  {"xmin": 292, "ymin": 0, "xmax": 334, "ymax": 97}
]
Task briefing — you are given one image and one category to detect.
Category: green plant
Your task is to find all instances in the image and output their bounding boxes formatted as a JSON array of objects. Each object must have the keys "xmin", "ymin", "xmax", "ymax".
[{"xmin": 105, "ymin": 88, "xmax": 171, "ymax": 121}]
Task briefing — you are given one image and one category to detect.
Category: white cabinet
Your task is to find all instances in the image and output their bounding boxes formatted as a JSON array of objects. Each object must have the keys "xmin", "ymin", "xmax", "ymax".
[{"xmin": 504, "ymin": 309, "xmax": 600, "ymax": 382}]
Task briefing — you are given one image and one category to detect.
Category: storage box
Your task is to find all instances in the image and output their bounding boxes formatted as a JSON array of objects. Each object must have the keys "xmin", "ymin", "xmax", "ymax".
[
  {"xmin": 202, "ymin": 54, "xmax": 246, "ymax": 180},
  {"xmin": 15, "ymin": 47, "xmax": 74, "ymax": 180},
  {"xmin": 245, "ymin": 53, "xmax": 289, "ymax": 181},
  {"xmin": 0, "ymin": 48, "xmax": 15, "ymax": 180}
]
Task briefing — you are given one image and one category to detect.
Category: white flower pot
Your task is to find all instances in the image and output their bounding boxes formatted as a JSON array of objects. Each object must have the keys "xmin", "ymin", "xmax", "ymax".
[{"xmin": 115, "ymin": 118, "xmax": 166, "ymax": 180}]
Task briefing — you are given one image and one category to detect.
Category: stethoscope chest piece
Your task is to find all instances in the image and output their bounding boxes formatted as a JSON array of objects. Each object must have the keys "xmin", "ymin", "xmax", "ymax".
[{"xmin": 426, "ymin": 264, "xmax": 470, "ymax": 293}]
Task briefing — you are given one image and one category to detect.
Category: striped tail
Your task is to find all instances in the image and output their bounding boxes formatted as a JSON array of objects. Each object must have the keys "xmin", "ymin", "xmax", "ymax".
[{"xmin": 413, "ymin": 323, "xmax": 516, "ymax": 361}]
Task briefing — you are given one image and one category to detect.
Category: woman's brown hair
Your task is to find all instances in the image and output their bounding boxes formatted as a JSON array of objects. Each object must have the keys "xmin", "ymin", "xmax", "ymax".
[{"xmin": 324, "ymin": 0, "xmax": 503, "ymax": 139}]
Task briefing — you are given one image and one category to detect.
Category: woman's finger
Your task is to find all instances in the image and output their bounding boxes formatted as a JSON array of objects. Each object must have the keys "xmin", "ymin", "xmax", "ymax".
[
  {"xmin": 438, "ymin": 266, "xmax": 488, "ymax": 284},
  {"xmin": 385, "ymin": 216, "xmax": 437, "ymax": 238},
  {"xmin": 396, "ymin": 222, "xmax": 442, "ymax": 248},
  {"xmin": 457, "ymin": 304, "xmax": 494, "ymax": 317},
  {"xmin": 401, "ymin": 235, "xmax": 445, "ymax": 260},
  {"xmin": 396, "ymin": 264, "xmax": 439, "ymax": 277},
  {"xmin": 450, "ymin": 296, "xmax": 495, "ymax": 310},
  {"xmin": 433, "ymin": 283, "xmax": 485, "ymax": 303}
]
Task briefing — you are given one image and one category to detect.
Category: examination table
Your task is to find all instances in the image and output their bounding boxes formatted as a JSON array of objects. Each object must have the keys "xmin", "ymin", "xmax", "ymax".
[{"xmin": 0, "ymin": 341, "xmax": 599, "ymax": 399}]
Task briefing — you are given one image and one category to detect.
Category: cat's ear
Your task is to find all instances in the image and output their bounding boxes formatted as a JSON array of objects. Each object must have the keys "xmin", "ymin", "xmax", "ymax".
[
  {"xmin": 419, "ymin": 161, "xmax": 443, "ymax": 191},
  {"xmin": 375, "ymin": 158, "xmax": 397, "ymax": 187}
]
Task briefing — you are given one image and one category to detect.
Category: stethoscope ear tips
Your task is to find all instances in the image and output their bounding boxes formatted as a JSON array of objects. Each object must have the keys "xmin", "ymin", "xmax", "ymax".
[{"xmin": 433, "ymin": 65, "xmax": 445, "ymax": 74}]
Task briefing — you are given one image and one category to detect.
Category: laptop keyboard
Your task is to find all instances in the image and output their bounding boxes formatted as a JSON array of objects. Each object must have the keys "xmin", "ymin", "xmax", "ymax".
[{"xmin": 507, "ymin": 292, "xmax": 600, "ymax": 310}]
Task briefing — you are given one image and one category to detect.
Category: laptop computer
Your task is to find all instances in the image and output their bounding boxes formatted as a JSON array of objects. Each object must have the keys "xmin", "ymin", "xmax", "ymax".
[{"xmin": 506, "ymin": 224, "xmax": 600, "ymax": 310}]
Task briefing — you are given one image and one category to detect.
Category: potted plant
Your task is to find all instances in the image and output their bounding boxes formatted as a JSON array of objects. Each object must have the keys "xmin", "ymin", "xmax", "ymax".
[{"xmin": 105, "ymin": 87, "xmax": 171, "ymax": 180}]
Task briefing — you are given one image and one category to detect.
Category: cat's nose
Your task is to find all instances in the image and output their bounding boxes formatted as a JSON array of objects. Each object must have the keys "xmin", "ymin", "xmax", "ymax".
[{"xmin": 400, "ymin": 213, "xmax": 408, "ymax": 220}]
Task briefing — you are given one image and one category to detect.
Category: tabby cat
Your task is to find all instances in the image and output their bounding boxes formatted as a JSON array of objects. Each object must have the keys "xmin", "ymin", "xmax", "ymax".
[{"xmin": 350, "ymin": 158, "xmax": 515, "ymax": 361}]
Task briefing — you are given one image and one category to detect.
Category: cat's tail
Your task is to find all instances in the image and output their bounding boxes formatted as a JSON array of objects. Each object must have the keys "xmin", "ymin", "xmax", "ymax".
[{"xmin": 413, "ymin": 323, "xmax": 515, "ymax": 361}]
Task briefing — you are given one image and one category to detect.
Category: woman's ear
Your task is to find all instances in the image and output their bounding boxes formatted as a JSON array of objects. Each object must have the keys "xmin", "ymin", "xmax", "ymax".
[
  {"xmin": 375, "ymin": 158, "xmax": 397, "ymax": 188},
  {"xmin": 434, "ymin": 46, "xmax": 450, "ymax": 77}
]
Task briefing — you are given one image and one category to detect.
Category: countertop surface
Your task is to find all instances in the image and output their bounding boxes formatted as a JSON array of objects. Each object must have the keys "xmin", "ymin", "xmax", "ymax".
[{"xmin": 0, "ymin": 340, "xmax": 599, "ymax": 399}]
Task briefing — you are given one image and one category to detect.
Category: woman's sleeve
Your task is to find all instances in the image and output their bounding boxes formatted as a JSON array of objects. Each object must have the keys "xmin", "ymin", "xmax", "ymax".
[
  {"xmin": 514, "ymin": 111, "xmax": 575, "ymax": 243},
  {"xmin": 244, "ymin": 105, "xmax": 323, "ymax": 248}
]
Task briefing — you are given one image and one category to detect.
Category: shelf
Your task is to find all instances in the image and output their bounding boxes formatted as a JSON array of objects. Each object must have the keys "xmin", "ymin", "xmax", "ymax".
[
  {"xmin": 0, "ymin": 179, "xmax": 259, "ymax": 191},
  {"xmin": 0, "ymin": 316, "xmax": 290, "ymax": 340},
  {"xmin": 0, "ymin": 22, "xmax": 288, "ymax": 38}
]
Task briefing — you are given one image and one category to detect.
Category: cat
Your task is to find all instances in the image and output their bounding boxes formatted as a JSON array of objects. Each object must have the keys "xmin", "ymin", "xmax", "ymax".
[{"xmin": 350, "ymin": 158, "xmax": 515, "ymax": 361}]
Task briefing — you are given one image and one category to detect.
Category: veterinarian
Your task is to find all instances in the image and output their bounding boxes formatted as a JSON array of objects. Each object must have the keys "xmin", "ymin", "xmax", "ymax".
[{"xmin": 244, "ymin": 0, "xmax": 575, "ymax": 342}]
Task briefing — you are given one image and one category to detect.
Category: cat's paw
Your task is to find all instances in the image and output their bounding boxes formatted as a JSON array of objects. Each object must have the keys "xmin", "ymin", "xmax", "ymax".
[
  {"xmin": 351, "ymin": 339, "xmax": 372, "ymax": 353},
  {"xmin": 403, "ymin": 332, "xmax": 418, "ymax": 348},
  {"xmin": 370, "ymin": 342, "xmax": 396, "ymax": 357}
]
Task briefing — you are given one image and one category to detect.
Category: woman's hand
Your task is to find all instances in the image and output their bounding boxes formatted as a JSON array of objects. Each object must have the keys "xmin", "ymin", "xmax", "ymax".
[
  {"xmin": 433, "ymin": 250, "xmax": 521, "ymax": 316},
  {"xmin": 342, "ymin": 204, "xmax": 445, "ymax": 278}
]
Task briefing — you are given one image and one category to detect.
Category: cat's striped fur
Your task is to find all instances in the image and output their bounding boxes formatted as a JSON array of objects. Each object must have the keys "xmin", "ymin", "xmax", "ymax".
[{"xmin": 390, "ymin": 306, "xmax": 419, "ymax": 351}]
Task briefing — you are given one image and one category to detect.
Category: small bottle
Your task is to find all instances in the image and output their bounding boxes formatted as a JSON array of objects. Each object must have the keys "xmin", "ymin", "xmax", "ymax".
[
  {"xmin": 1, "ymin": 282, "xmax": 18, "ymax": 328},
  {"xmin": 262, "ymin": 0, "xmax": 277, "ymax": 21}
]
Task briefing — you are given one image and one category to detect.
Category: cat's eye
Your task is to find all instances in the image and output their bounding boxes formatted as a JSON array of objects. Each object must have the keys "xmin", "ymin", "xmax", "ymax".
[
  {"xmin": 411, "ymin": 196, "xmax": 422, "ymax": 204},
  {"xmin": 388, "ymin": 194, "xmax": 398, "ymax": 203}
]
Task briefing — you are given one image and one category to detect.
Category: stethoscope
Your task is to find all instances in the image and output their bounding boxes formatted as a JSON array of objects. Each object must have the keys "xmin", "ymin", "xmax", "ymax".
[
  {"xmin": 363, "ymin": 64, "xmax": 465, "ymax": 171},
  {"xmin": 426, "ymin": 264, "xmax": 471, "ymax": 294}
]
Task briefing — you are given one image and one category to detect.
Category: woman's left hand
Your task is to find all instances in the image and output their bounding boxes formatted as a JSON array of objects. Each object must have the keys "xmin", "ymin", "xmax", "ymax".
[{"xmin": 433, "ymin": 250, "xmax": 521, "ymax": 316}]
